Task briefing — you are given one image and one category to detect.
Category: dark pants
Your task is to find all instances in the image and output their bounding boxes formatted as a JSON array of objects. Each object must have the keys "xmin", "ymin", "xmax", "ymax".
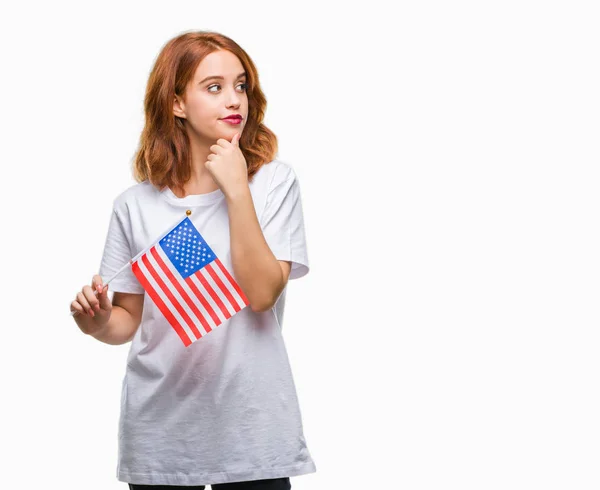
[{"xmin": 128, "ymin": 476, "xmax": 291, "ymax": 490}]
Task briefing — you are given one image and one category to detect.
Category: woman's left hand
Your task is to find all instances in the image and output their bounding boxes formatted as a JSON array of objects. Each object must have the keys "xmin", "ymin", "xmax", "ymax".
[{"xmin": 205, "ymin": 132, "xmax": 249, "ymax": 199}]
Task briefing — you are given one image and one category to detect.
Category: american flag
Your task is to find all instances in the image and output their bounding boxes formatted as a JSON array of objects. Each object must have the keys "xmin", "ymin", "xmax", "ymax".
[{"xmin": 130, "ymin": 215, "xmax": 250, "ymax": 347}]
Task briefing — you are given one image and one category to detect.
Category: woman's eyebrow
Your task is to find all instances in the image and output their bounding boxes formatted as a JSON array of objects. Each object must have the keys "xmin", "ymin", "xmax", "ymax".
[{"xmin": 199, "ymin": 72, "xmax": 247, "ymax": 84}]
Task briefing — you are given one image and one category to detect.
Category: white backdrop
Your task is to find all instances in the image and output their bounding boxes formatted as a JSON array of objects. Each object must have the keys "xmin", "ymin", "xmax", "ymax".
[{"xmin": 0, "ymin": 1, "xmax": 599, "ymax": 489}]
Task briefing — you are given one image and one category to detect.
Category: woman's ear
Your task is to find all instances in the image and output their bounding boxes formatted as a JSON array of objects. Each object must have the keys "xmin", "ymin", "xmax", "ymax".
[{"xmin": 173, "ymin": 95, "xmax": 186, "ymax": 119}]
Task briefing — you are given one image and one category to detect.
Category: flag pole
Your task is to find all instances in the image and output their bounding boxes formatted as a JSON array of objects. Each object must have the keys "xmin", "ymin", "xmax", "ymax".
[{"xmin": 70, "ymin": 209, "xmax": 192, "ymax": 317}]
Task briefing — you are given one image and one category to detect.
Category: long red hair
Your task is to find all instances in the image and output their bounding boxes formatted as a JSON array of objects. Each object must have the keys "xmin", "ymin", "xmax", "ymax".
[{"xmin": 132, "ymin": 30, "xmax": 278, "ymax": 193}]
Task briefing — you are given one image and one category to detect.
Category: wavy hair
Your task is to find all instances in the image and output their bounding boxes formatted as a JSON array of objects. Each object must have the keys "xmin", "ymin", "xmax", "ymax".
[{"xmin": 132, "ymin": 30, "xmax": 278, "ymax": 193}]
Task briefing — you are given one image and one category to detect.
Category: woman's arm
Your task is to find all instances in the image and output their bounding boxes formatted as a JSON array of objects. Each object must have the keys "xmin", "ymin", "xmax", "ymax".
[{"xmin": 226, "ymin": 187, "xmax": 290, "ymax": 312}]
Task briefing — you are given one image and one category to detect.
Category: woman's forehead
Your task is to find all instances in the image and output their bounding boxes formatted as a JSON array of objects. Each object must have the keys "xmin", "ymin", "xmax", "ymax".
[{"xmin": 194, "ymin": 50, "xmax": 245, "ymax": 82}]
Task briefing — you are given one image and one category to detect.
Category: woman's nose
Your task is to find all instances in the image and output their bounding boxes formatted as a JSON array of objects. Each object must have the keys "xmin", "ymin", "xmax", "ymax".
[{"xmin": 226, "ymin": 88, "xmax": 242, "ymax": 105}]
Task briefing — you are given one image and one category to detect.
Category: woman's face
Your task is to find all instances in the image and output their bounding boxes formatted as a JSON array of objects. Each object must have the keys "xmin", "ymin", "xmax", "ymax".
[{"xmin": 174, "ymin": 49, "xmax": 248, "ymax": 142}]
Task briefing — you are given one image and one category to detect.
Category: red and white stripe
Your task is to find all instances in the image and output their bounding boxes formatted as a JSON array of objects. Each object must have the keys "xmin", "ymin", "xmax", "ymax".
[{"xmin": 131, "ymin": 244, "xmax": 250, "ymax": 347}]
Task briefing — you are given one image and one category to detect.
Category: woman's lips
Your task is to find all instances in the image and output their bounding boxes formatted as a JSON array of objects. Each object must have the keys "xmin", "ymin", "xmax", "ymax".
[{"xmin": 221, "ymin": 117, "xmax": 242, "ymax": 125}]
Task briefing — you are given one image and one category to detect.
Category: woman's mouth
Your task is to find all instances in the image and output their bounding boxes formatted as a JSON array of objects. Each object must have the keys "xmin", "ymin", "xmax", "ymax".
[{"xmin": 220, "ymin": 114, "xmax": 243, "ymax": 125}]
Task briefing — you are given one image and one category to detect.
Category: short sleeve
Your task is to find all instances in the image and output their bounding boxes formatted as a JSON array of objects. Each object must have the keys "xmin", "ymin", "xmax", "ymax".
[
  {"xmin": 260, "ymin": 167, "xmax": 310, "ymax": 280},
  {"xmin": 98, "ymin": 207, "xmax": 145, "ymax": 294}
]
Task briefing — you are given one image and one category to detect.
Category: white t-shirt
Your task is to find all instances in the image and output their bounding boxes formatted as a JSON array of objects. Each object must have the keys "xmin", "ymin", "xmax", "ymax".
[{"xmin": 98, "ymin": 159, "xmax": 316, "ymax": 486}]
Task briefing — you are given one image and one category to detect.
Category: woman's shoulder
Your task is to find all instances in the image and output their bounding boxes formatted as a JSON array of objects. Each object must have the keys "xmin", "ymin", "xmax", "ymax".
[
  {"xmin": 256, "ymin": 158, "xmax": 299, "ymax": 191},
  {"xmin": 111, "ymin": 180, "xmax": 157, "ymax": 214}
]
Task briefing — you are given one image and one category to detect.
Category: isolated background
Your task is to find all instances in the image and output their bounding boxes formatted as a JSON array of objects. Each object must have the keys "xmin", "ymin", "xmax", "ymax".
[{"xmin": 0, "ymin": 1, "xmax": 598, "ymax": 489}]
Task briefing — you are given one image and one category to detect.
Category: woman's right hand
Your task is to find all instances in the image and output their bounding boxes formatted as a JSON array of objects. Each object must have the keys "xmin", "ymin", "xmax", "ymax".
[{"xmin": 71, "ymin": 274, "xmax": 113, "ymax": 336}]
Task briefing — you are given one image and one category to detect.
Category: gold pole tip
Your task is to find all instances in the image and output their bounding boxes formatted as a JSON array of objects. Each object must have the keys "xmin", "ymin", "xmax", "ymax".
[{"xmin": 186, "ymin": 209, "xmax": 192, "ymax": 216}]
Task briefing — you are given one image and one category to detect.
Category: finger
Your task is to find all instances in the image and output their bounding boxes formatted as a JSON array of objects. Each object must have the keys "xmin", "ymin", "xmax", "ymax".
[
  {"xmin": 82, "ymin": 285, "xmax": 100, "ymax": 313},
  {"xmin": 96, "ymin": 282, "xmax": 111, "ymax": 310},
  {"xmin": 76, "ymin": 291, "xmax": 94, "ymax": 316},
  {"xmin": 232, "ymin": 132, "xmax": 240, "ymax": 145},
  {"xmin": 93, "ymin": 274, "xmax": 107, "ymax": 295},
  {"xmin": 92, "ymin": 274, "xmax": 104, "ymax": 292},
  {"xmin": 71, "ymin": 301, "xmax": 84, "ymax": 316}
]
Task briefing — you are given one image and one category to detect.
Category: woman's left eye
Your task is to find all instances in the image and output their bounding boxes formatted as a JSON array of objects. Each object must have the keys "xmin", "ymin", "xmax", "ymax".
[{"xmin": 208, "ymin": 83, "xmax": 247, "ymax": 93}]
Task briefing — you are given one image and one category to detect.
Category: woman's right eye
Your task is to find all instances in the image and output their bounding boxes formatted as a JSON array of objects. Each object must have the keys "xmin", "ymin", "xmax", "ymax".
[{"xmin": 208, "ymin": 83, "xmax": 246, "ymax": 93}]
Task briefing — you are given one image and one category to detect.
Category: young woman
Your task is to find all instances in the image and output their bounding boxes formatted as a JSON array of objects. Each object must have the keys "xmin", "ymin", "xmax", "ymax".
[{"xmin": 70, "ymin": 31, "xmax": 315, "ymax": 489}]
